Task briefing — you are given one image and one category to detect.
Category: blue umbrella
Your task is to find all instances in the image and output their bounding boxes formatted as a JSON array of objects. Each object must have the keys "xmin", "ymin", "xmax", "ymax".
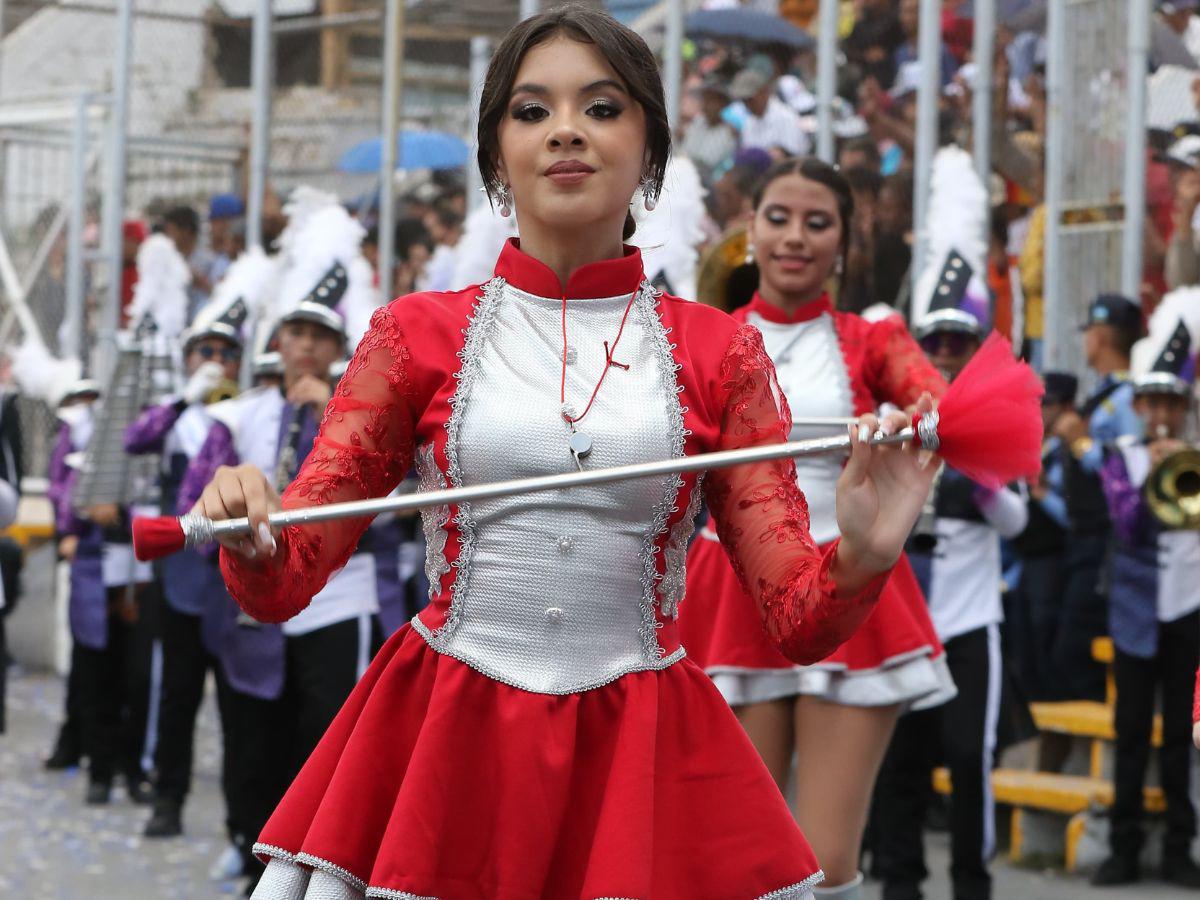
[
  {"xmin": 337, "ymin": 130, "xmax": 470, "ymax": 174},
  {"xmin": 685, "ymin": 8, "xmax": 815, "ymax": 52}
]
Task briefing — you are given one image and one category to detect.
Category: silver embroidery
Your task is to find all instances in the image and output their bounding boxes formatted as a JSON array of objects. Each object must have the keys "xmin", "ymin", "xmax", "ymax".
[
  {"xmin": 632, "ymin": 281, "xmax": 689, "ymax": 658},
  {"xmin": 413, "ymin": 615, "xmax": 686, "ymax": 695},
  {"xmin": 434, "ymin": 276, "xmax": 507, "ymax": 642},
  {"xmin": 295, "ymin": 852, "xmax": 368, "ymax": 892},
  {"xmin": 367, "ymin": 890, "xmax": 438, "ymax": 900},
  {"xmin": 254, "ymin": 842, "xmax": 298, "ymax": 863},
  {"xmin": 758, "ymin": 870, "xmax": 825, "ymax": 899},
  {"xmin": 414, "ymin": 442, "xmax": 450, "ymax": 597},
  {"xmin": 659, "ymin": 475, "xmax": 705, "ymax": 619}
]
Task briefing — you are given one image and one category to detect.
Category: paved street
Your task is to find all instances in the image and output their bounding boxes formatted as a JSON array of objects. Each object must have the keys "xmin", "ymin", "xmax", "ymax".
[{"xmin": 0, "ymin": 668, "xmax": 1193, "ymax": 899}]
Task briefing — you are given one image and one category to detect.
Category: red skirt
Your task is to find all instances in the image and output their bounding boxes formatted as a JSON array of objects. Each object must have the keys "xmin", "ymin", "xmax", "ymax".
[
  {"xmin": 252, "ymin": 622, "xmax": 824, "ymax": 899},
  {"xmin": 681, "ymin": 528, "xmax": 954, "ymax": 710}
]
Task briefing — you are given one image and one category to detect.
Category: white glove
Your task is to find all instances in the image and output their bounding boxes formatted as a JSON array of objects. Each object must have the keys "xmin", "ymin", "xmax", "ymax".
[{"xmin": 182, "ymin": 361, "xmax": 226, "ymax": 405}]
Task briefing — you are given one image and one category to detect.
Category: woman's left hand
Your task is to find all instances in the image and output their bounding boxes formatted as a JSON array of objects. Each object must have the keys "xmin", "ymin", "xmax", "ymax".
[{"xmin": 835, "ymin": 392, "xmax": 939, "ymax": 579}]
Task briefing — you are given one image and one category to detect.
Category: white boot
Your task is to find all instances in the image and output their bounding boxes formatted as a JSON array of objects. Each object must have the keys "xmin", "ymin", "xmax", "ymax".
[{"xmin": 813, "ymin": 871, "xmax": 864, "ymax": 899}]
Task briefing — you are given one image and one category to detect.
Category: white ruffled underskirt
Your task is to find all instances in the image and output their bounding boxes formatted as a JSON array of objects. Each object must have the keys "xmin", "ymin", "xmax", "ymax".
[
  {"xmin": 252, "ymin": 856, "xmax": 819, "ymax": 900},
  {"xmin": 709, "ymin": 647, "xmax": 957, "ymax": 711}
]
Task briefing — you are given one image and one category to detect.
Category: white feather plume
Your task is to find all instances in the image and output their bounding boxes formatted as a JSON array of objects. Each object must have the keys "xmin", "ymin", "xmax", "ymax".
[
  {"xmin": 191, "ymin": 246, "xmax": 278, "ymax": 341},
  {"xmin": 911, "ymin": 146, "xmax": 991, "ymax": 330},
  {"xmin": 11, "ymin": 337, "xmax": 81, "ymax": 407},
  {"xmin": 127, "ymin": 233, "xmax": 190, "ymax": 340},
  {"xmin": 271, "ymin": 190, "xmax": 378, "ymax": 350},
  {"xmin": 1131, "ymin": 286, "xmax": 1200, "ymax": 381},
  {"xmin": 631, "ymin": 156, "xmax": 708, "ymax": 300},
  {"xmin": 450, "ymin": 201, "xmax": 519, "ymax": 291}
]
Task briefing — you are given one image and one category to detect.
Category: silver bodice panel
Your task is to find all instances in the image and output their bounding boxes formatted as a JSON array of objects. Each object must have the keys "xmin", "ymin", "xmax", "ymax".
[
  {"xmin": 412, "ymin": 279, "xmax": 689, "ymax": 694},
  {"xmin": 749, "ymin": 311, "xmax": 852, "ymax": 546}
]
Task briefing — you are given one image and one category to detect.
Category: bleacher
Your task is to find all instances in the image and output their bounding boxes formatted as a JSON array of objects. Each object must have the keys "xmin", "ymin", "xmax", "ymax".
[{"xmin": 933, "ymin": 637, "xmax": 1165, "ymax": 871}]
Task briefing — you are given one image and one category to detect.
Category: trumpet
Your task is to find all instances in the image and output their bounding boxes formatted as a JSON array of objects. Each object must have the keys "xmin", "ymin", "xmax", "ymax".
[
  {"xmin": 1145, "ymin": 446, "xmax": 1200, "ymax": 530},
  {"xmin": 205, "ymin": 378, "xmax": 240, "ymax": 405}
]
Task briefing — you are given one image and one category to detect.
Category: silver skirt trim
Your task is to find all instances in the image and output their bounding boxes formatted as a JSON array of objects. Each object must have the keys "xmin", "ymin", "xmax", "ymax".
[
  {"xmin": 412, "ymin": 613, "xmax": 687, "ymax": 695},
  {"xmin": 253, "ymin": 854, "xmax": 820, "ymax": 900},
  {"xmin": 708, "ymin": 650, "xmax": 957, "ymax": 711}
]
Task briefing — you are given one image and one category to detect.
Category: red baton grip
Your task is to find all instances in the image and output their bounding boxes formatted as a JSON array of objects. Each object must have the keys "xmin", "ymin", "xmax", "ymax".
[{"xmin": 132, "ymin": 515, "xmax": 187, "ymax": 561}]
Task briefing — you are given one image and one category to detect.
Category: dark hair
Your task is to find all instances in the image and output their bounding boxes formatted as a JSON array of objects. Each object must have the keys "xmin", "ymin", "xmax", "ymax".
[
  {"xmin": 844, "ymin": 165, "xmax": 884, "ymax": 199},
  {"xmin": 839, "ymin": 136, "xmax": 882, "ymax": 169},
  {"xmin": 477, "ymin": 4, "xmax": 670, "ymax": 241},
  {"xmin": 751, "ymin": 157, "xmax": 855, "ymax": 267},
  {"xmin": 162, "ymin": 205, "xmax": 200, "ymax": 235}
]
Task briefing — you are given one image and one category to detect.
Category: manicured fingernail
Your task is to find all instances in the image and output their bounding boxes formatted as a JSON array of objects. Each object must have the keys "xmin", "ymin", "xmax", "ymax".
[
  {"xmin": 245, "ymin": 544, "xmax": 257, "ymax": 559},
  {"xmin": 859, "ymin": 424, "xmax": 870, "ymax": 443},
  {"xmin": 258, "ymin": 522, "xmax": 277, "ymax": 555}
]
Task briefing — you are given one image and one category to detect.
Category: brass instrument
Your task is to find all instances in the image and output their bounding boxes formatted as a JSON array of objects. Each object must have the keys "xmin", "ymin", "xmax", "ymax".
[
  {"xmin": 1145, "ymin": 447, "xmax": 1200, "ymax": 529},
  {"xmin": 695, "ymin": 226, "xmax": 757, "ymax": 312},
  {"xmin": 205, "ymin": 378, "xmax": 240, "ymax": 405}
]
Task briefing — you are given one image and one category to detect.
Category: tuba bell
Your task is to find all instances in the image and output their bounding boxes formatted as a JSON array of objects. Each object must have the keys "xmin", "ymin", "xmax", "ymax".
[
  {"xmin": 1144, "ymin": 447, "xmax": 1200, "ymax": 529},
  {"xmin": 695, "ymin": 225, "xmax": 759, "ymax": 313},
  {"xmin": 205, "ymin": 378, "xmax": 240, "ymax": 405}
]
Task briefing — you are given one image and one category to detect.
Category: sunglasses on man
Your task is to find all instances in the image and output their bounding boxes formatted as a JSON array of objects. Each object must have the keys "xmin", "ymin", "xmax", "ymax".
[
  {"xmin": 918, "ymin": 332, "xmax": 976, "ymax": 356},
  {"xmin": 194, "ymin": 344, "xmax": 241, "ymax": 363}
]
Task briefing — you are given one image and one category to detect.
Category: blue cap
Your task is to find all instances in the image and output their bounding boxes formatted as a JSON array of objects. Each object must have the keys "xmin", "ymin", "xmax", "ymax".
[
  {"xmin": 209, "ymin": 193, "xmax": 246, "ymax": 221},
  {"xmin": 1085, "ymin": 293, "xmax": 1142, "ymax": 335}
]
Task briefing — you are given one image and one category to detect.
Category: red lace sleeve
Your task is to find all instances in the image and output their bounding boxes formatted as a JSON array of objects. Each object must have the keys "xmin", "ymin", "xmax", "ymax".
[
  {"xmin": 703, "ymin": 324, "xmax": 887, "ymax": 664},
  {"xmin": 220, "ymin": 307, "xmax": 417, "ymax": 622},
  {"xmin": 862, "ymin": 316, "xmax": 947, "ymax": 406}
]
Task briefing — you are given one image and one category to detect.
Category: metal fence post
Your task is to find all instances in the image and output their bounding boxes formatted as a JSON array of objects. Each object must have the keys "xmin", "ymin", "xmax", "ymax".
[
  {"xmin": 99, "ymin": 0, "xmax": 133, "ymax": 380},
  {"xmin": 65, "ymin": 93, "xmax": 91, "ymax": 360},
  {"xmin": 971, "ymin": 0, "xmax": 994, "ymax": 247},
  {"xmin": 1121, "ymin": 0, "xmax": 1150, "ymax": 300},
  {"xmin": 815, "ymin": 0, "xmax": 838, "ymax": 163},
  {"xmin": 911, "ymin": 0, "xmax": 941, "ymax": 296},
  {"xmin": 1043, "ymin": 0, "xmax": 1066, "ymax": 368},
  {"xmin": 378, "ymin": 0, "xmax": 404, "ymax": 302},
  {"xmin": 467, "ymin": 36, "xmax": 490, "ymax": 213},
  {"xmin": 246, "ymin": 0, "xmax": 272, "ymax": 252},
  {"xmin": 664, "ymin": 0, "xmax": 684, "ymax": 132}
]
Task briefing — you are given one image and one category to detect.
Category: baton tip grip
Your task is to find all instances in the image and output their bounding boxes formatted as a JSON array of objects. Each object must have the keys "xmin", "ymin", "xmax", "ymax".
[{"xmin": 132, "ymin": 516, "xmax": 186, "ymax": 561}]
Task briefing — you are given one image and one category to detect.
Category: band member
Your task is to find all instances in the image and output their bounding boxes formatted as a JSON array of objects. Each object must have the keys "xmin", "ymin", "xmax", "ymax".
[
  {"xmin": 1010, "ymin": 371, "xmax": 1077, "ymax": 702},
  {"xmin": 123, "ymin": 249, "xmax": 273, "ymax": 838},
  {"xmin": 1095, "ymin": 289, "xmax": 1200, "ymax": 887},
  {"xmin": 681, "ymin": 153, "xmax": 955, "ymax": 897},
  {"xmin": 192, "ymin": 10, "xmax": 942, "ymax": 898},
  {"xmin": 1050, "ymin": 293, "xmax": 1144, "ymax": 700},
  {"xmin": 179, "ymin": 192, "xmax": 381, "ymax": 893},
  {"xmin": 871, "ymin": 293, "xmax": 1029, "ymax": 900},
  {"xmin": 0, "ymin": 360, "xmax": 22, "ymax": 735}
]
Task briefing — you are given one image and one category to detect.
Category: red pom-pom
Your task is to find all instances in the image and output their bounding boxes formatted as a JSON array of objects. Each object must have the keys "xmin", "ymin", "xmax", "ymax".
[
  {"xmin": 920, "ymin": 333, "xmax": 1044, "ymax": 488},
  {"xmin": 132, "ymin": 515, "xmax": 186, "ymax": 561}
]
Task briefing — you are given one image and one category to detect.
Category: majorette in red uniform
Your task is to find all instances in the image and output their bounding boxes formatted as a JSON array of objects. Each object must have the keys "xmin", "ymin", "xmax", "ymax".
[
  {"xmin": 682, "ymin": 292, "xmax": 956, "ymax": 710},
  {"xmin": 221, "ymin": 240, "xmax": 906, "ymax": 900}
]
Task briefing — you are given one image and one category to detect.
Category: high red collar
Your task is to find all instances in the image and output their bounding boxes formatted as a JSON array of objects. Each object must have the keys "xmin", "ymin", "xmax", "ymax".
[
  {"xmin": 493, "ymin": 238, "xmax": 645, "ymax": 299},
  {"xmin": 745, "ymin": 292, "xmax": 832, "ymax": 324}
]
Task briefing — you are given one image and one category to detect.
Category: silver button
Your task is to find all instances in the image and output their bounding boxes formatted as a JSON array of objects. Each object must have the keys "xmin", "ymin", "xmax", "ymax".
[
  {"xmin": 545, "ymin": 606, "xmax": 564, "ymax": 623},
  {"xmin": 557, "ymin": 535, "xmax": 574, "ymax": 552},
  {"xmin": 564, "ymin": 346, "xmax": 578, "ymax": 365}
]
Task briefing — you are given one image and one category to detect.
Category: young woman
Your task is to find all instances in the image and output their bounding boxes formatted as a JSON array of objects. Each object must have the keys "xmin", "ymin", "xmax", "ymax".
[
  {"xmin": 681, "ymin": 158, "xmax": 954, "ymax": 898},
  {"xmin": 194, "ymin": 9, "xmax": 938, "ymax": 899}
]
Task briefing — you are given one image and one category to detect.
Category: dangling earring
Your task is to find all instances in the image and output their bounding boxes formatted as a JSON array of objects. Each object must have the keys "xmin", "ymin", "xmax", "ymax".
[
  {"xmin": 640, "ymin": 175, "xmax": 658, "ymax": 212},
  {"xmin": 745, "ymin": 243, "xmax": 755, "ymax": 265},
  {"xmin": 496, "ymin": 184, "xmax": 512, "ymax": 218}
]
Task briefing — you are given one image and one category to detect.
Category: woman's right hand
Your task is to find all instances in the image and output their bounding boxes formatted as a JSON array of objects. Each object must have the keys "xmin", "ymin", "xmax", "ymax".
[{"xmin": 190, "ymin": 463, "xmax": 280, "ymax": 560}]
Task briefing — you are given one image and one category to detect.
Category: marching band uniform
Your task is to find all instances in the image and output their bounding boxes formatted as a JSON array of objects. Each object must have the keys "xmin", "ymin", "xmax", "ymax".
[
  {"xmin": 180, "ymin": 193, "xmax": 384, "ymax": 885},
  {"xmin": 1095, "ymin": 290, "xmax": 1200, "ymax": 885},
  {"xmin": 1009, "ymin": 372, "xmax": 1076, "ymax": 702},
  {"xmin": 124, "ymin": 265, "xmax": 267, "ymax": 837},
  {"xmin": 226, "ymin": 239, "xmax": 895, "ymax": 900},
  {"xmin": 52, "ymin": 397, "xmax": 156, "ymax": 804},
  {"xmin": 680, "ymin": 293, "xmax": 953, "ymax": 710},
  {"xmin": 0, "ymin": 384, "xmax": 21, "ymax": 734}
]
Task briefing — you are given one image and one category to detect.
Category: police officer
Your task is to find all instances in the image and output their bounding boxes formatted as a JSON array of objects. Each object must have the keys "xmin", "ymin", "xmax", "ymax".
[{"xmin": 1051, "ymin": 294, "xmax": 1143, "ymax": 700}]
